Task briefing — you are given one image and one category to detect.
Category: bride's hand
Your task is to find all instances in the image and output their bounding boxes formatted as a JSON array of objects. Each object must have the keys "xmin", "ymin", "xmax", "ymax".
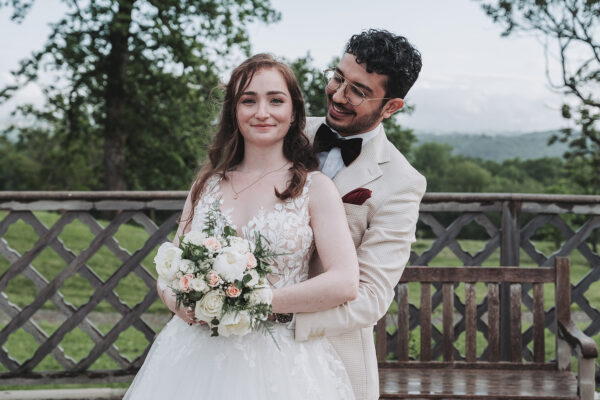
[
  {"xmin": 171, "ymin": 301, "xmax": 198, "ymax": 325},
  {"xmin": 161, "ymin": 287, "xmax": 199, "ymax": 325},
  {"xmin": 174, "ymin": 305, "xmax": 198, "ymax": 326}
]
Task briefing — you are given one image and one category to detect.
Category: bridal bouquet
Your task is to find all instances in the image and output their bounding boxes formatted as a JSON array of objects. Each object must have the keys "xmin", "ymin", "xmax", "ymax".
[{"xmin": 154, "ymin": 202, "xmax": 277, "ymax": 337}]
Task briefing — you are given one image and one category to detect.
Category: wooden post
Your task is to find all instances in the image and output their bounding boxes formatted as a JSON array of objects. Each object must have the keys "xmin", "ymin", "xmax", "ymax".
[
  {"xmin": 555, "ymin": 257, "xmax": 571, "ymax": 372},
  {"xmin": 499, "ymin": 200, "xmax": 520, "ymax": 361},
  {"xmin": 375, "ymin": 317, "xmax": 387, "ymax": 363},
  {"xmin": 397, "ymin": 283, "xmax": 409, "ymax": 361}
]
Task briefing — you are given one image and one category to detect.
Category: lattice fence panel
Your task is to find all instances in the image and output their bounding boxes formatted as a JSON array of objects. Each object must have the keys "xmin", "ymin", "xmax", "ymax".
[{"xmin": 0, "ymin": 193, "xmax": 183, "ymax": 384}]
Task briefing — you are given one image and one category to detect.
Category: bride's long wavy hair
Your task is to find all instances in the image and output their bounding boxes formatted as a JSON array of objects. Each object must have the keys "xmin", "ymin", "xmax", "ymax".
[{"xmin": 181, "ymin": 54, "xmax": 318, "ymax": 230}]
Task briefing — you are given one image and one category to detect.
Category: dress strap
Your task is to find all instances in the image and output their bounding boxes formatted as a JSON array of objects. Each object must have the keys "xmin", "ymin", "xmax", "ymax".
[{"xmin": 300, "ymin": 171, "xmax": 320, "ymax": 197}]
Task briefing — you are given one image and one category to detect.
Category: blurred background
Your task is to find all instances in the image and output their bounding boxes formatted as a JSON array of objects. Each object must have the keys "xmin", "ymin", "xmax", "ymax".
[{"xmin": 1, "ymin": 0, "xmax": 597, "ymax": 196}]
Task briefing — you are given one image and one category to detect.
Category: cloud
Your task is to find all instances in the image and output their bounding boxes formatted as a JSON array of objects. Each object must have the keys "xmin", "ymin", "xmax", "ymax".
[{"xmin": 398, "ymin": 74, "xmax": 566, "ymax": 133}]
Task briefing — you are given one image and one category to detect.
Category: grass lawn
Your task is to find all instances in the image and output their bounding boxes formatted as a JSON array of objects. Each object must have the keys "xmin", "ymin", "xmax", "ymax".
[{"xmin": 0, "ymin": 210, "xmax": 598, "ymax": 390}]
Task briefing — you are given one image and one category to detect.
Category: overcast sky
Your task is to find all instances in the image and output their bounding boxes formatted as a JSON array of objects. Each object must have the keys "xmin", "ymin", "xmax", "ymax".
[{"xmin": 0, "ymin": 0, "xmax": 568, "ymax": 134}]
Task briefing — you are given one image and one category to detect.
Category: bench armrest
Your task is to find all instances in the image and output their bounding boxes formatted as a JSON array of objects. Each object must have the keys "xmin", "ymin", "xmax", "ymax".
[{"xmin": 557, "ymin": 319, "xmax": 598, "ymax": 359}]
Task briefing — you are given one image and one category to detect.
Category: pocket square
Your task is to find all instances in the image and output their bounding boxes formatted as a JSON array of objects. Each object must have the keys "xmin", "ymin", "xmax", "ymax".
[{"xmin": 342, "ymin": 188, "xmax": 372, "ymax": 205}]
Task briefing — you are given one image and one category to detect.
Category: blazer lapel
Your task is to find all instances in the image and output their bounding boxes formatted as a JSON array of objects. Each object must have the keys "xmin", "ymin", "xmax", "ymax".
[{"xmin": 333, "ymin": 125, "xmax": 390, "ymax": 196}]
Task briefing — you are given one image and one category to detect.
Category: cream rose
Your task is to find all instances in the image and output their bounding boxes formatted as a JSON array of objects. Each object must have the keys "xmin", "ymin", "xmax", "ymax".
[
  {"xmin": 203, "ymin": 237, "xmax": 221, "ymax": 251},
  {"xmin": 225, "ymin": 284, "xmax": 242, "ymax": 298},
  {"xmin": 178, "ymin": 273, "xmax": 194, "ymax": 293},
  {"xmin": 182, "ymin": 231, "xmax": 205, "ymax": 246},
  {"xmin": 217, "ymin": 311, "xmax": 251, "ymax": 337},
  {"xmin": 194, "ymin": 289, "xmax": 225, "ymax": 323},
  {"xmin": 190, "ymin": 277, "xmax": 208, "ymax": 293},
  {"xmin": 206, "ymin": 270, "xmax": 222, "ymax": 287},
  {"xmin": 154, "ymin": 242, "xmax": 183, "ymax": 282},
  {"xmin": 213, "ymin": 247, "xmax": 247, "ymax": 282},
  {"xmin": 245, "ymin": 287, "xmax": 273, "ymax": 306}
]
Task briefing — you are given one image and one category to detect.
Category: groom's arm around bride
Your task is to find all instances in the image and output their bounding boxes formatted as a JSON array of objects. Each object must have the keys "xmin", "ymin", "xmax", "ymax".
[{"xmin": 293, "ymin": 29, "xmax": 426, "ymax": 400}]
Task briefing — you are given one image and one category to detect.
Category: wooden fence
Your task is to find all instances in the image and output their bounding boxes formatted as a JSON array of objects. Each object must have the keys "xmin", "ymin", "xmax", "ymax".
[{"xmin": 0, "ymin": 191, "xmax": 598, "ymax": 385}]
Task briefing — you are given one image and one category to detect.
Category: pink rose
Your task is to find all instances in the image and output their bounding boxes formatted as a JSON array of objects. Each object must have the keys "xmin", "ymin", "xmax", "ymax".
[
  {"xmin": 225, "ymin": 284, "xmax": 242, "ymax": 298},
  {"xmin": 246, "ymin": 253, "xmax": 257, "ymax": 269},
  {"xmin": 179, "ymin": 273, "xmax": 194, "ymax": 293},
  {"xmin": 203, "ymin": 237, "xmax": 221, "ymax": 251},
  {"xmin": 206, "ymin": 270, "xmax": 221, "ymax": 287}
]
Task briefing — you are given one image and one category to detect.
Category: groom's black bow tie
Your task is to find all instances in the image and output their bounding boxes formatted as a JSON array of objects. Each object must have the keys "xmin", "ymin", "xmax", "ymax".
[{"xmin": 313, "ymin": 124, "xmax": 363, "ymax": 166}]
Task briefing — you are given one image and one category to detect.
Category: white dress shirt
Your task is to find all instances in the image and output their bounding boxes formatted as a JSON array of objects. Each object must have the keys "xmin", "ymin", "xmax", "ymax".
[{"xmin": 317, "ymin": 123, "xmax": 383, "ymax": 179}]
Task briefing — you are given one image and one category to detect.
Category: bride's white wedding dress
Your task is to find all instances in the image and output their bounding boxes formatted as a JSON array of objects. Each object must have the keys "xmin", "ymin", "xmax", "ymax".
[{"xmin": 123, "ymin": 172, "xmax": 355, "ymax": 400}]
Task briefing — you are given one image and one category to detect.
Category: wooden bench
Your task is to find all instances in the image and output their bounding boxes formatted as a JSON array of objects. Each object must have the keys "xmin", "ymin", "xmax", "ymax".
[{"xmin": 376, "ymin": 257, "xmax": 598, "ymax": 399}]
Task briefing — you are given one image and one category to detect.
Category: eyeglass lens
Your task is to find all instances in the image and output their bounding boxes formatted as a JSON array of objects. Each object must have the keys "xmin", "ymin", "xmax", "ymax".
[{"xmin": 324, "ymin": 70, "xmax": 365, "ymax": 106}]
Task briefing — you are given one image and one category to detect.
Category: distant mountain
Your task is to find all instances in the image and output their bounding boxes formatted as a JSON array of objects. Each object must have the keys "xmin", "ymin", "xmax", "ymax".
[{"xmin": 414, "ymin": 130, "xmax": 569, "ymax": 162}]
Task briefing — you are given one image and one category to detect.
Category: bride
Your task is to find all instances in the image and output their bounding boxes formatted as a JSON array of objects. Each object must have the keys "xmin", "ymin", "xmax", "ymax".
[{"xmin": 123, "ymin": 53, "xmax": 359, "ymax": 399}]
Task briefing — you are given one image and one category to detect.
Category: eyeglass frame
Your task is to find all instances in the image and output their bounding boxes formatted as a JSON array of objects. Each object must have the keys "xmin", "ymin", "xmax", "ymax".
[{"xmin": 322, "ymin": 68, "xmax": 396, "ymax": 106}]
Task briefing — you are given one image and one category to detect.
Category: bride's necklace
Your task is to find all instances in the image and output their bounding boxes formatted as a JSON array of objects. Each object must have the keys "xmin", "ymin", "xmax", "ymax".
[{"xmin": 230, "ymin": 162, "xmax": 291, "ymax": 200}]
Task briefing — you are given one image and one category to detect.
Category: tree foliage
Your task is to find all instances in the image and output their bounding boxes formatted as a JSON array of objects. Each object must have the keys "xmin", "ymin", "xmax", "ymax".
[
  {"xmin": 0, "ymin": 0, "xmax": 279, "ymax": 190},
  {"xmin": 411, "ymin": 141, "xmax": 579, "ymax": 193},
  {"xmin": 287, "ymin": 53, "xmax": 332, "ymax": 118},
  {"xmin": 479, "ymin": 0, "xmax": 600, "ymax": 192}
]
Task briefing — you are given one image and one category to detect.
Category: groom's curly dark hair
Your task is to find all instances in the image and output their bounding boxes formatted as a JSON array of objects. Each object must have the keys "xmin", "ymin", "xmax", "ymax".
[{"xmin": 345, "ymin": 29, "xmax": 422, "ymax": 99}]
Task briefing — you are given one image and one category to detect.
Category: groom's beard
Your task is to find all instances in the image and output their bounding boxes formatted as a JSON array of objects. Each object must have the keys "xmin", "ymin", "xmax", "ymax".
[{"xmin": 325, "ymin": 101, "xmax": 383, "ymax": 136}]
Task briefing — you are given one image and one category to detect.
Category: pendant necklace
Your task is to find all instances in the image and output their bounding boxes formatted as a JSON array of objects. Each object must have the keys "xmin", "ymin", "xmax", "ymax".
[{"xmin": 230, "ymin": 162, "xmax": 291, "ymax": 200}]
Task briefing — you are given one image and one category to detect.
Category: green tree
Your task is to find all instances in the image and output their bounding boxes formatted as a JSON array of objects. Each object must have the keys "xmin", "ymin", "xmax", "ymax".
[
  {"xmin": 411, "ymin": 142, "xmax": 454, "ymax": 191},
  {"xmin": 444, "ymin": 160, "xmax": 492, "ymax": 192},
  {"xmin": 479, "ymin": 0, "xmax": 600, "ymax": 193},
  {"xmin": 383, "ymin": 116, "xmax": 417, "ymax": 156},
  {"xmin": 0, "ymin": 0, "xmax": 280, "ymax": 190},
  {"xmin": 288, "ymin": 53, "xmax": 332, "ymax": 117}
]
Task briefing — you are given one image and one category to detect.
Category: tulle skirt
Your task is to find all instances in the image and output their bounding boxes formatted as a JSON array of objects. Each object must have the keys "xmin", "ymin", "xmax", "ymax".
[{"xmin": 123, "ymin": 316, "xmax": 355, "ymax": 400}]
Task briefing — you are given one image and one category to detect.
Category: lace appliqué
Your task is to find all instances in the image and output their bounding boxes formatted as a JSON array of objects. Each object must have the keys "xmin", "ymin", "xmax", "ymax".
[{"xmin": 191, "ymin": 172, "xmax": 317, "ymax": 291}]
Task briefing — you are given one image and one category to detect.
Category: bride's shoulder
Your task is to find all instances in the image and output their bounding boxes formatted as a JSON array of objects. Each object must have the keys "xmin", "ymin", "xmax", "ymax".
[
  {"xmin": 199, "ymin": 173, "xmax": 224, "ymax": 193},
  {"xmin": 306, "ymin": 171, "xmax": 339, "ymax": 202},
  {"xmin": 189, "ymin": 173, "xmax": 224, "ymax": 208},
  {"xmin": 306, "ymin": 170, "xmax": 330, "ymax": 185}
]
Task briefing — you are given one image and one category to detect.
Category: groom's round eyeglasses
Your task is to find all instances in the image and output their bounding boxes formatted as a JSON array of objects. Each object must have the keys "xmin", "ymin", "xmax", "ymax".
[{"xmin": 323, "ymin": 68, "xmax": 393, "ymax": 107}]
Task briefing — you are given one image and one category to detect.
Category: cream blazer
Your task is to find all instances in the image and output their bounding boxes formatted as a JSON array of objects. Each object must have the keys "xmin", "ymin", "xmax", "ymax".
[{"xmin": 295, "ymin": 117, "xmax": 426, "ymax": 400}]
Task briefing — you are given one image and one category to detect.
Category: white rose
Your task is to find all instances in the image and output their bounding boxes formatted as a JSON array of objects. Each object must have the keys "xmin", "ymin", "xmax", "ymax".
[
  {"xmin": 213, "ymin": 247, "xmax": 247, "ymax": 282},
  {"xmin": 218, "ymin": 311, "xmax": 252, "ymax": 337},
  {"xmin": 177, "ymin": 259, "xmax": 195, "ymax": 275},
  {"xmin": 194, "ymin": 289, "xmax": 225, "ymax": 323},
  {"xmin": 190, "ymin": 277, "xmax": 208, "ymax": 293},
  {"xmin": 154, "ymin": 242, "xmax": 183, "ymax": 281},
  {"xmin": 228, "ymin": 236, "xmax": 251, "ymax": 254},
  {"xmin": 243, "ymin": 269, "xmax": 260, "ymax": 287},
  {"xmin": 182, "ymin": 231, "xmax": 206, "ymax": 246},
  {"xmin": 245, "ymin": 287, "xmax": 273, "ymax": 306}
]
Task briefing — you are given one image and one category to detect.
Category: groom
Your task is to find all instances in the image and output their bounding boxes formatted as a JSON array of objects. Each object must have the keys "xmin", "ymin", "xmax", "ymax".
[{"xmin": 294, "ymin": 29, "xmax": 426, "ymax": 400}]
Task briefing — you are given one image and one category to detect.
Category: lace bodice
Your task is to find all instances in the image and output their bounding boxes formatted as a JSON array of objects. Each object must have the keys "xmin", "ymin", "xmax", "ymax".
[{"xmin": 191, "ymin": 172, "xmax": 317, "ymax": 289}]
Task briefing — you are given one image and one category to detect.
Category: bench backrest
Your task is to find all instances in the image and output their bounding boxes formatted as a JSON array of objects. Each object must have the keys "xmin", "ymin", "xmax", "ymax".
[{"xmin": 376, "ymin": 258, "xmax": 570, "ymax": 369}]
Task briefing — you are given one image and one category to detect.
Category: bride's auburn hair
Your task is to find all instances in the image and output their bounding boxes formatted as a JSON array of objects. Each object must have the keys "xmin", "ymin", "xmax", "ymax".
[{"xmin": 183, "ymin": 53, "xmax": 318, "ymax": 228}]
